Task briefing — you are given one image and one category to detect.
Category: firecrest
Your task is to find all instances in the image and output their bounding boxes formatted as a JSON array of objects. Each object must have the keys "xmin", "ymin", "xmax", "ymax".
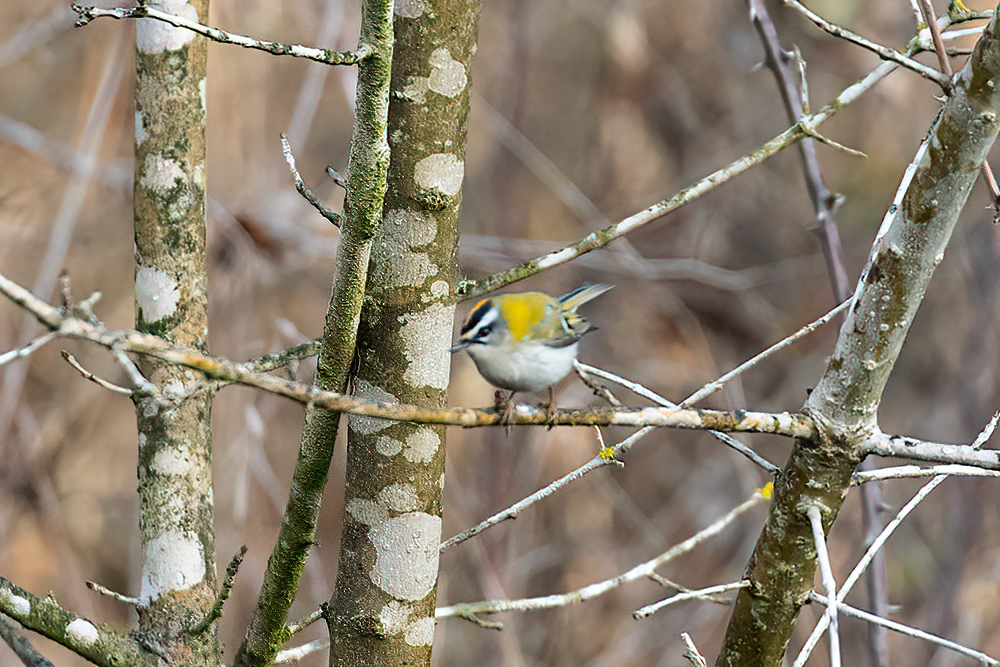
[{"xmin": 451, "ymin": 284, "xmax": 612, "ymax": 395}]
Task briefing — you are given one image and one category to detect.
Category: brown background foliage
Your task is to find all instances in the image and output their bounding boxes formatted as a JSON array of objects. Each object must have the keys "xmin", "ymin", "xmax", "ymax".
[{"xmin": 1, "ymin": 0, "xmax": 998, "ymax": 665}]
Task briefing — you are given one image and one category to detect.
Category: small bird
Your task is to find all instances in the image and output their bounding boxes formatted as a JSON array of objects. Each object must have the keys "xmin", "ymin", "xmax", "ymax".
[{"xmin": 452, "ymin": 284, "xmax": 612, "ymax": 421}]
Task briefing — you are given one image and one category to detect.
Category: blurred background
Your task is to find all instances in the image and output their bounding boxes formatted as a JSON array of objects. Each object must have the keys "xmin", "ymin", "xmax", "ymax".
[{"xmin": 1, "ymin": 0, "xmax": 999, "ymax": 665}]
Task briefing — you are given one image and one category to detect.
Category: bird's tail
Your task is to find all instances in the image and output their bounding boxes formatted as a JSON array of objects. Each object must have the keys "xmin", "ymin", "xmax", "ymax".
[{"xmin": 557, "ymin": 284, "xmax": 613, "ymax": 311}]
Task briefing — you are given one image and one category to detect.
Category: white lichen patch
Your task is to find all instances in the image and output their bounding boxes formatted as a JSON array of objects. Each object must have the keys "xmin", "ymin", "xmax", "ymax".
[
  {"xmin": 372, "ymin": 210, "xmax": 437, "ymax": 289},
  {"xmin": 369, "ymin": 513, "xmax": 441, "ymax": 601},
  {"xmin": 135, "ymin": 111, "xmax": 148, "ymax": 144},
  {"xmin": 349, "ymin": 380, "xmax": 398, "ymax": 435},
  {"xmin": 66, "ymin": 618, "xmax": 99, "ymax": 646},
  {"xmin": 379, "ymin": 600, "xmax": 412, "ymax": 635},
  {"xmin": 428, "ymin": 49, "xmax": 467, "ymax": 98},
  {"xmin": 140, "ymin": 153, "xmax": 184, "ymax": 196},
  {"xmin": 346, "ymin": 498, "xmax": 388, "ymax": 527},
  {"xmin": 152, "ymin": 447, "xmax": 194, "ymax": 475},
  {"xmin": 400, "ymin": 76, "xmax": 429, "ymax": 103},
  {"xmin": 394, "ymin": 0, "xmax": 424, "ymax": 18},
  {"xmin": 380, "ymin": 484, "xmax": 420, "ymax": 513},
  {"xmin": 136, "ymin": 0, "xmax": 199, "ymax": 53},
  {"xmin": 399, "ymin": 303, "xmax": 454, "ymax": 389},
  {"xmin": 413, "ymin": 153, "xmax": 464, "ymax": 197},
  {"xmin": 430, "ymin": 280, "xmax": 449, "ymax": 299},
  {"xmin": 403, "ymin": 429, "xmax": 439, "ymax": 464},
  {"xmin": 405, "ymin": 616, "xmax": 436, "ymax": 647},
  {"xmin": 0, "ymin": 588, "xmax": 30, "ymax": 617},
  {"xmin": 139, "ymin": 530, "xmax": 205, "ymax": 603},
  {"xmin": 135, "ymin": 266, "xmax": 180, "ymax": 323},
  {"xmin": 376, "ymin": 435, "xmax": 403, "ymax": 457}
]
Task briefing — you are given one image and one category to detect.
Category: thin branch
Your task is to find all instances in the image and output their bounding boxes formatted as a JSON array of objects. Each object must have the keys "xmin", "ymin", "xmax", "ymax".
[
  {"xmin": 84, "ymin": 581, "xmax": 141, "ymax": 606},
  {"xmin": 437, "ymin": 491, "xmax": 766, "ymax": 619},
  {"xmin": 785, "ymin": 0, "xmax": 951, "ymax": 88},
  {"xmin": 853, "ymin": 464, "xmax": 1000, "ymax": 483},
  {"xmin": 681, "ymin": 632, "xmax": 708, "ymax": 667},
  {"xmin": 682, "ymin": 299, "xmax": 849, "ymax": 406},
  {"xmin": 0, "ymin": 332, "xmax": 57, "ymax": 367},
  {"xmin": 285, "ymin": 608, "xmax": 324, "ymax": 637},
  {"xmin": 807, "ymin": 505, "xmax": 841, "ymax": 667},
  {"xmin": 576, "ymin": 363, "xmax": 779, "ymax": 472},
  {"xmin": 280, "ymin": 134, "xmax": 342, "ymax": 227},
  {"xmin": 0, "ymin": 269, "xmax": 822, "ymax": 435},
  {"xmin": 243, "ymin": 340, "xmax": 321, "ymax": 374},
  {"xmin": 0, "ymin": 613, "xmax": 54, "ymax": 667},
  {"xmin": 809, "ymin": 592, "xmax": 998, "ymax": 665},
  {"xmin": 917, "ymin": 0, "xmax": 954, "ymax": 81},
  {"xmin": 457, "ymin": 59, "xmax": 898, "ymax": 300},
  {"xmin": 793, "ymin": 410, "xmax": 999, "ymax": 667},
  {"xmin": 61, "ymin": 351, "xmax": 132, "ymax": 395},
  {"xmin": 633, "ymin": 581, "xmax": 747, "ymax": 619},
  {"xmin": 440, "ymin": 427, "xmax": 648, "ymax": 551},
  {"xmin": 274, "ymin": 639, "xmax": 330, "ymax": 664},
  {"xmin": 189, "ymin": 545, "xmax": 247, "ymax": 634},
  {"xmin": 71, "ymin": 4, "xmax": 372, "ymax": 66}
]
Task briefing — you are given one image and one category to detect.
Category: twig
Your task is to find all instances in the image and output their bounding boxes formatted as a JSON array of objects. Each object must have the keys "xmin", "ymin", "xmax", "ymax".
[
  {"xmin": 0, "ymin": 332, "xmax": 57, "ymax": 367},
  {"xmin": 807, "ymin": 505, "xmax": 840, "ymax": 667},
  {"xmin": 61, "ymin": 351, "xmax": 132, "ymax": 395},
  {"xmin": 189, "ymin": 545, "xmax": 247, "ymax": 634},
  {"xmin": 853, "ymin": 464, "xmax": 1000, "ymax": 483},
  {"xmin": 280, "ymin": 134, "xmax": 342, "ymax": 227},
  {"xmin": 576, "ymin": 363, "xmax": 779, "ymax": 473},
  {"xmin": 633, "ymin": 581, "xmax": 747, "ymax": 619},
  {"xmin": 809, "ymin": 592, "xmax": 998, "ymax": 665},
  {"xmin": 440, "ymin": 427, "xmax": 648, "ymax": 551},
  {"xmin": 0, "ymin": 612, "xmax": 54, "ymax": 667},
  {"xmin": 917, "ymin": 0, "xmax": 954, "ymax": 82},
  {"xmin": 274, "ymin": 639, "xmax": 330, "ymax": 664},
  {"xmin": 285, "ymin": 607, "xmax": 324, "ymax": 637},
  {"xmin": 785, "ymin": 0, "xmax": 951, "ymax": 88},
  {"xmin": 71, "ymin": 4, "xmax": 372, "ymax": 66},
  {"xmin": 681, "ymin": 299, "xmax": 849, "ymax": 406},
  {"xmin": 793, "ymin": 412, "xmax": 998, "ymax": 666},
  {"xmin": 437, "ymin": 491, "xmax": 766, "ymax": 619},
  {"xmin": 681, "ymin": 632, "xmax": 708, "ymax": 667},
  {"xmin": 84, "ymin": 581, "xmax": 141, "ymax": 606},
  {"xmin": 457, "ymin": 58, "xmax": 898, "ymax": 300},
  {"xmin": 244, "ymin": 340, "xmax": 322, "ymax": 374}
]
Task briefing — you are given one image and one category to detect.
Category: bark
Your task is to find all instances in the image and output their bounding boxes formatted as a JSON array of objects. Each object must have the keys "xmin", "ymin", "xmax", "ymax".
[
  {"xmin": 132, "ymin": 0, "xmax": 220, "ymax": 663},
  {"xmin": 716, "ymin": 7, "xmax": 1000, "ymax": 665},
  {"xmin": 326, "ymin": 1, "xmax": 482, "ymax": 665}
]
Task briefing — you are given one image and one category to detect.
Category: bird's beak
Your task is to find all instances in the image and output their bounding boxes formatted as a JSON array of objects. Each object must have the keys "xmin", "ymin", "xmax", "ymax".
[{"xmin": 449, "ymin": 340, "xmax": 470, "ymax": 353}]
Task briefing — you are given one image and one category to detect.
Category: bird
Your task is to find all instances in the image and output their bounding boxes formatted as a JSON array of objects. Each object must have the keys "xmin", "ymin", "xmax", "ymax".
[{"xmin": 451, "ymin": 284, "xmax": 612, "ymax": 424}]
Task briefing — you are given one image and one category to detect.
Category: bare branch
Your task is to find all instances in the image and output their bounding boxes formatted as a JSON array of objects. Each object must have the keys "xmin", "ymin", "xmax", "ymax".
[
  {"xmin": 71, "ymin": 4, "xmax": 371, "ymax": 66},
  {"xmin": 633, "ymin": 581, "xmax": 747, "ymax": 619},
  {"xmin": 809, "ymin": 592, "xmax": 997, "ymax": 665},
  {"xmin": 437, "ymin": 491, "xmax": 766, "ymax": 619},
  {"xmin": 0, "ymin": 613, "xmax": 54, "ymax": 667},
  {"xmin": 189, "ymin": 546, "xmax": 247, "ymax": 635},
  {"xmin": 806, "ymin": 505, "xmax": 840, "ymax": 666},
  {"xmin": 0, "ymin": 332, "xmax": 57, "ymax": 367},
  {"xmin": 785, "ymin": 0, "xmax": 951, "ymax": 88},
  {"xmin": 61, "ymin": 351, "xmax": 132, "ymax": 395},
  {"xmin": 280, "ymin": 134, "xmax": 342, "ymax": 227}
]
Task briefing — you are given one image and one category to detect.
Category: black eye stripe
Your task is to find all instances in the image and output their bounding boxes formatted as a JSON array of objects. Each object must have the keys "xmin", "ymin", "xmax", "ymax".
[{"xmin": 462, "ymin": 299, "xmax": 497, "ymax": 335}]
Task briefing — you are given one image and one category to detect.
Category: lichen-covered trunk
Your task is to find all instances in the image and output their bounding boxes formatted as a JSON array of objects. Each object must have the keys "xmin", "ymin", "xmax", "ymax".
[
  {"xmin": 326, "ymin": 1, "xmax": 482, "ymax": 664},
  {"xmin": 716, "ymin": 7, "xmax": 1000, "ymax": 666},
  {"xmin": 132, "ymin": 1, "xmax": 220, "ymax": 663}
]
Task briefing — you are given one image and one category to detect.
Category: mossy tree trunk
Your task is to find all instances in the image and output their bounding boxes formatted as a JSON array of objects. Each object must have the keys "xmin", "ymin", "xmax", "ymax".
[
  {"xmin": 326, "ymin": 1, "xmax": 483, "ymax": 664},
  {"xmin": 131, "ymin": 0, "xmax": 220, "ymax": 663}
]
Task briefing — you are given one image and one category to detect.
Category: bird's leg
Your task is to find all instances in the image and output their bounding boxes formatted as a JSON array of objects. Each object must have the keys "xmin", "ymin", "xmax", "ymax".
[
  {"xmin": 494, "ymin": 389, "xmax": 516, "ymax": 433},
  {"xmin": 539, "ymin": 386, "xmax": 557, "ymax": 428}
]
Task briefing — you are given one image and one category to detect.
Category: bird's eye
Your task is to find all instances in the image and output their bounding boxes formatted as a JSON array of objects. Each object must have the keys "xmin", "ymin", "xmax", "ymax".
[{"xmin": 474, "ymin": 324, "xmax": 493, "ymax": 339}]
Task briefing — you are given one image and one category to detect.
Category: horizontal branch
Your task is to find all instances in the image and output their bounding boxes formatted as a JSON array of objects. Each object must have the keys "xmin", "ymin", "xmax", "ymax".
[
  {"xmin": 71, "ymin": 4, "xmax": 371, "ymax": 66},
  {"xmin": 0, "ymin": 271, "xmax": 815, "ymax": 435},
  {"xmin": 0, "ymin": 577, "xmax": 154, "ymax": 667},
  {"xmin": 863, "ymin": 429, "xmax": 1000, "ymax": 470}
]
